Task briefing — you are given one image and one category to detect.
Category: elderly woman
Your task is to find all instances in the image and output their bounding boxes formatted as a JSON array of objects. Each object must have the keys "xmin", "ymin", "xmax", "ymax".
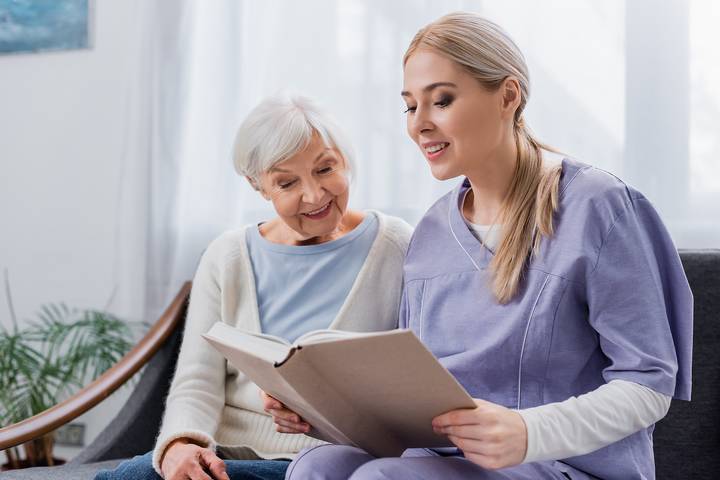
[{"xmin": 94, "ymin": 94, "xmax": 412, "ymax": 480}]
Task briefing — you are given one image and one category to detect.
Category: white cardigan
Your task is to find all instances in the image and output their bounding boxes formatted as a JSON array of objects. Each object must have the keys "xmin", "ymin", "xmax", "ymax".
[{"xmin": 152, "ymin": 211, "xmax": 412, "ymax": 474}]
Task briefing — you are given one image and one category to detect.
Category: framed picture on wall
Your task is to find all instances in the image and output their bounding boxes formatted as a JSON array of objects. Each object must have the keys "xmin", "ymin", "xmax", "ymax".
[{"xmin": 0, "ymin": 0, "xmax": 93, "ymax": 55}]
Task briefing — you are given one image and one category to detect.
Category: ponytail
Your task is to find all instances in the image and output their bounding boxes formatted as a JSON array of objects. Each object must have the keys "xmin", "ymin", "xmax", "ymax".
[{"xmin": 490, "ymin": 118, "xmax": 561, "ymax": 303}]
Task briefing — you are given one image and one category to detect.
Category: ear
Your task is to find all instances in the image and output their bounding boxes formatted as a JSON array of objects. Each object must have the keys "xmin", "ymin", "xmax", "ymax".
[
  {"xmin": 246, "ymin": 176, "xmax": 271, "ymax": 201},
  {"xmin": 500, "ymin": 77, "xmax": 522, "ymax": 120}
]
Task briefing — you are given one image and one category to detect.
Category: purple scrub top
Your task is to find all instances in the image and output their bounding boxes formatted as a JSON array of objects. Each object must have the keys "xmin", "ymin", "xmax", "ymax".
[{"xmin": 400, "ymin": 158, "xmax": 693, "ymax": 479}]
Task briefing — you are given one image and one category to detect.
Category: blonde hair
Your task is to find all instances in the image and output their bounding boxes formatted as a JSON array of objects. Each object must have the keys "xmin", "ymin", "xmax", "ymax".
[{"xmin": 404, "ymin": 12, "xmax": 562, "ymax": 304}]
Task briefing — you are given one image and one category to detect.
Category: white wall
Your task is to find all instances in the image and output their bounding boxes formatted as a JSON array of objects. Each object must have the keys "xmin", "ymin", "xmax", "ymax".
[{"xmin": 0, "ymin": 0, "xmax": 146, "ymax": 460}]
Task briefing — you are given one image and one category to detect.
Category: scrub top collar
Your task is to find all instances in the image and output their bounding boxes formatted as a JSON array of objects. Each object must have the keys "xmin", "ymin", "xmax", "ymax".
[
  {"xmin": 449, "ymin": 178, "xmax": 494, "ymax": 270},
  {"xmin": 449, "ymin": 156, "xmax": 573, "ymax": 272}
]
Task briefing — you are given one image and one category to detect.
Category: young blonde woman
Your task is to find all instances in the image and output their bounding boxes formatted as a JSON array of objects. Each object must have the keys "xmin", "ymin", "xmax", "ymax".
[
  {"xmin": 272, "ymin": 12, "xmax": 692, "ymax": 480},
  {"xmin": 94, "ymin": 94, "xmax": 412, "ymax": 480}
]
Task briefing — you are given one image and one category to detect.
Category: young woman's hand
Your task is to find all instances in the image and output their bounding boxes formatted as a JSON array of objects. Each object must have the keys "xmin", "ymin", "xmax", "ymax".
[
  {"xmin": 432, "ymin": 398, "xmax": 528, "ymax": 470},
  {"xmin": 160, "ymin": 437, "xmax": 230, "ymax": 480},
  {"xmin": 260, "ymin": 390, "xmax": 312, "ymax": 434}
]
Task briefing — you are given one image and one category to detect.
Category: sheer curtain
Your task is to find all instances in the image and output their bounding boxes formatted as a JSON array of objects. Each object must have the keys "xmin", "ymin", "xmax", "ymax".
[{"xmin": 122, "ymin": 0, "xmax": 720, "ymax": 321}]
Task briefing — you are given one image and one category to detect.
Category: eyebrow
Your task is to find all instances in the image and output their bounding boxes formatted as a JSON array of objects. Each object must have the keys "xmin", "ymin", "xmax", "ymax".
[
  {"xmin": 401, "ymin": 82, "xmax": 458, "ymax": 98},
  {"xmin": 269, "ymin": 148, "xmax": 335, "ymax": 173}
]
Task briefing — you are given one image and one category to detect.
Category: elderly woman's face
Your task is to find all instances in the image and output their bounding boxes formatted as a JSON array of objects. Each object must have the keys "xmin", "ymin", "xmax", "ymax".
[{"xmin": 258, "ymin": 134, "xmax": 350, "ymax": 241}]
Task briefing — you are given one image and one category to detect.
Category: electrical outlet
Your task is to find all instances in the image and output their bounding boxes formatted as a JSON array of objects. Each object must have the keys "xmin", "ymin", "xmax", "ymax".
[{"xmin": 54, "ymin": 423, "xmax": 85, "ymax": 447}]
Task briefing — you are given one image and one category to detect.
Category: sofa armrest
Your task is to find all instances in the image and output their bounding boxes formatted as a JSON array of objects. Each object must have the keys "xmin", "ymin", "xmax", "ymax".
[
  {"xmin": 0, "ymin": 282, "xmax": 191, "ymax": 452},
  {"xmin": 69, "ymin": 321, "xmax": 185, "ymax": 464}
]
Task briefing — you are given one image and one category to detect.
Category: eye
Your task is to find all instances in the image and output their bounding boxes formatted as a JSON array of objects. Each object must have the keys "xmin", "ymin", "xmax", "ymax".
[
  {"xmin": 278, "ymin": 179, "xmax": 297, "ymax": 189},
  {"xmin": 434, "ymin": 94, "xmax": 454, "ymax": 108},
  {"xmin": 316, "ymin": 158, "xmax": 338, "ymax": 175},
  {"xmin": 403, "ymin": 105, "xmax": 417, "ymax": 114}
]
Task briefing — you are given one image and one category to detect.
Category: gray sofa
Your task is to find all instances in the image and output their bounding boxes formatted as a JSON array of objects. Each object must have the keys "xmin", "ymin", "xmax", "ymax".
[{"xmin": 2, "ymin": 250, "xmax": 718, "ymax": 479}]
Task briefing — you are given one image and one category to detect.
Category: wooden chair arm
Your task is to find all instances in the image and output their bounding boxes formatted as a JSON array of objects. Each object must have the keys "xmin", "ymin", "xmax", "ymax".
[{"xmin": 0, "ymin": 282, "xmax": 192, "ymax": 451}]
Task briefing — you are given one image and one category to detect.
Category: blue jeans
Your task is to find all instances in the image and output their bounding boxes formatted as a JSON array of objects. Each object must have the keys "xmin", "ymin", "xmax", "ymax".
[{"xmin": 94, "ymin": 451, "xmax": 290, "ymax": 480}]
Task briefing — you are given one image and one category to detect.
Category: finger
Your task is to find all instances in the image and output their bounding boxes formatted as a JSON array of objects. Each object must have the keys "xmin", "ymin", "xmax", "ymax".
[
  {"xmin": 447, "ymin": 434, "xmax": 487, "ymax": 456},
  {"xmin": 448, "ymin": 435, "xmax": 488, "ymax": 455},
  {"xmin": 188, "ymin": 464, "xmax": 213, "ymax": 480},
  {"xmin": 434, "ymin": 424, "xmax": 485, "ymax": 439},
  {"xmin": 271, "ymin": 414, "xmax": 310, "ymax": 430},
  {"xmin": 261, "ymin": 393, "xmax": 283, "ymax": 410},
  {"xmin": 274, "ymin": 417, "xmax": 311, "ymax": 431},
  {"xmin": 433, "ymin": 408, "xmax": 483, "ymax": 428},
  {"xmin": 276, "ymin": 424, "xmax": 309, "ymax": 434},
  {"xmin": 435, "ymin": 423, "xmax": 504, "ymax": 442},
  {"xmin": 267, "ymin": 407, "xmax": 304, "ymax": 424},
  {"xmin": 261, "ymin": 391, "xmax": 282, "ymax": 409},
  {"xmin": 199, "ymin": 450, "xmax": 230, "ymax": 480}
]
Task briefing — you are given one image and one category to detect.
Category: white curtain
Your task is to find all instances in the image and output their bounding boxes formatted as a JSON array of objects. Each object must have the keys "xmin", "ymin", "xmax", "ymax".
[{"xmin": 117, "ymin": 0, "xmax": 720, "ymax": 322}]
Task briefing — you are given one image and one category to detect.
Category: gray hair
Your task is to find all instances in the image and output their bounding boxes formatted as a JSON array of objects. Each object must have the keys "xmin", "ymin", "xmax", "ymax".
[{"xmin": 232, "ymin": 93, "xmax": 356, "ymax": 182}]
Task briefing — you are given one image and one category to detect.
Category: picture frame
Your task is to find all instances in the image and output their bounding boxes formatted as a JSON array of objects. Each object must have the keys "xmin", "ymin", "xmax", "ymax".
[{"xmin": 0, "ymin": 0, "xmax": 93, "ymax": 55}]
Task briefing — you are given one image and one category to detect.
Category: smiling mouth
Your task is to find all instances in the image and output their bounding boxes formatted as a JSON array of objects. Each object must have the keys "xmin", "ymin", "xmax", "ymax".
[
  {"xmin": 425, "ymin": 142, "xmax": 449, "ymax": 156},
  {"xmin": 302, "ymin": 201, "xmax": 332, "ymax": 218}
]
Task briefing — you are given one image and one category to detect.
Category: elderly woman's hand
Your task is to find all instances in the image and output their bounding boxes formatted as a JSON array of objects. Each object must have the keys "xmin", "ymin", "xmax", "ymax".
[
  {"xmin": 161, "ymin": 437, "xmax": 230, "ymax": 480},
  {"xmin": 432, "ymin": 398, "xmax": 528, "ymax": 470},
  {"xmin": 260, "ymin": 390, "xmax": 312, "ymax": 434}
]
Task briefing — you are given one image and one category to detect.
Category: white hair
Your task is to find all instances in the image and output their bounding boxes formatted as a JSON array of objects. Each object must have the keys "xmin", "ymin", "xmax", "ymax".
[{"xmin": 232, "ymin": 93, "xmax": 356, "ymax": 182}]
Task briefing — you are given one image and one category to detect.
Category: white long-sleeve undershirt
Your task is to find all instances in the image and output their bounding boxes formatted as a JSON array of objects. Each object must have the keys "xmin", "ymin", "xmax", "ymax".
[{"xmin": 518, "ymin": 379, "xmax": 670, "ymax": 462}]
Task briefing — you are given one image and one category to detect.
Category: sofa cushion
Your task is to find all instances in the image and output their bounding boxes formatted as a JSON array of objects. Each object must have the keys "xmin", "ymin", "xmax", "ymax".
[
  {"xmin": 0, "ymin": 459, "xmax": 123, "ymax": 480},
  {"xmin": 653, "ymin": 250, "xmax": 720, "ymax": 479}
]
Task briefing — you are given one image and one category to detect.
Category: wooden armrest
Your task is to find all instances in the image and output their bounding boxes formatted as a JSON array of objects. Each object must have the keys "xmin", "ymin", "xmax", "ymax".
[{"xmin": 0, "ymin": 282, "xmax": 192, "ymax": 451}]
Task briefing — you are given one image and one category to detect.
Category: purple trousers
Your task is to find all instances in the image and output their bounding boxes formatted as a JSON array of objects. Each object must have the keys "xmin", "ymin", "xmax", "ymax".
[{"xmin": 285, "ymin": 445, "xmax": 592, "ymax": 479}]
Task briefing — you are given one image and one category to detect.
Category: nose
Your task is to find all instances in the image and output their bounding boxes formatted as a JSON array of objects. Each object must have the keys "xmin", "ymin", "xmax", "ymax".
[
  {"xmin": 408, "ymin": 105, "xmax": 434, "ymax": 139},
  {"xmin": 301, "ymin": 178, "xmax": 326, "ymax": 205}
]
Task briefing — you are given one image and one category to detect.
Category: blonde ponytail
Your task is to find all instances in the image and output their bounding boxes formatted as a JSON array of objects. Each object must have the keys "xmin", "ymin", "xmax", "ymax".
[
  {"xmin": 490, "ymin": 119, "xmax": 561, "ymax": 303},
  {"xmin": 405, "ymin": 12, "xmax": 562, "ymax": 303}
]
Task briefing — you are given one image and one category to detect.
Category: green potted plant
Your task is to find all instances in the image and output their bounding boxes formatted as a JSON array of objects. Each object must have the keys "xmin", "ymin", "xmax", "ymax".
[{"xmin": 1, "ymin": 299, "xmax": 145, "ymax": 469}]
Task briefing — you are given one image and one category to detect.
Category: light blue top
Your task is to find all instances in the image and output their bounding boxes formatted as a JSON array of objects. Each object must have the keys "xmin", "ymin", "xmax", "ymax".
[{"xmin": 246, "ymin": 211, "xmax": 379, "ymax": 342}]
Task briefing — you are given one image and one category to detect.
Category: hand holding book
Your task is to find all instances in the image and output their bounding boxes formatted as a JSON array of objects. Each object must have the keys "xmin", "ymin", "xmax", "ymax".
[
  {"xmin": 260, "ymin": 390, "xmax": 311, "ymax": 434},
  {"xmin": 432, "ymin": 398, "xmax": 529, "ymax": 469}
]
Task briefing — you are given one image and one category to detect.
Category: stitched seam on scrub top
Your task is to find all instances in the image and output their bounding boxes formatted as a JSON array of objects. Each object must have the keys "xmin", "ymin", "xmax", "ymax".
[
  {"xmin": 448, "ymin": 195, "xmax": 482, "ymax": 272},
  {"xmin": 558, "ymin": 163, "xmax": 590, "ymax": 196},
  {"xmin": 540, "ymin": 281, "xmax": 570, "ymax": 405},
  {"xmin": 588, "ymin": 196, "xmax": 635, "ymax": 277},
  {"xmin": 517, "ymin": 273, "xmax": 550, "ymax": 410},
  {"xmin": 418, "ymin": 280, "xmax": 427, "ymax": 342}
]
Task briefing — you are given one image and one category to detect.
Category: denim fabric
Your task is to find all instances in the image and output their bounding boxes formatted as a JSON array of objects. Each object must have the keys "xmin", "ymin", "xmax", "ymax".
[{"xmin": 93, "ymin": 452, "xmax": 289, "ymax": 480}]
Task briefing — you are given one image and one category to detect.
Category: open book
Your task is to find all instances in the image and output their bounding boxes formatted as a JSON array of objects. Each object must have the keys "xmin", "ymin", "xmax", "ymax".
[{"xmin": 202, "ymin": 323, "xmax": 476, "ymax": 457}]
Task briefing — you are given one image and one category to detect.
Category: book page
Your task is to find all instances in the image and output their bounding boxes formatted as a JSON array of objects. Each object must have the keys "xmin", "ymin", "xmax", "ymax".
[
  {"xmin": 246, "ymin": 331, "xmax": 293, "ymax": 346},
  {"xmin": 294, "ymin": 328, "xmax": 392, "ymax": 346},
  {"xmin": 203, "ymin": 322, "xmax": 291, "ymax": 363}
]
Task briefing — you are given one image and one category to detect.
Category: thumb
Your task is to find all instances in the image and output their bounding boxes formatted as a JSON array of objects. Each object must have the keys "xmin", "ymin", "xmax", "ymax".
[
  {"xmin": 472, "ymin": 397, "xmax": 498, "ymax": 410},
  {"xmin": 199, "ymin": 449, "xmax": 230, "ymax": 480}
]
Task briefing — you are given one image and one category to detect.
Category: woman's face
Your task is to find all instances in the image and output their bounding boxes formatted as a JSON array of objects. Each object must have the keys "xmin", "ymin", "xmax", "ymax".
[
  {"xmin": 402, "ymin": 48, "xmax": 512, "ymax": 181},
  {"xmin": 256, "ymin": 133, "xmax": 350, "ymax": 242}
]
